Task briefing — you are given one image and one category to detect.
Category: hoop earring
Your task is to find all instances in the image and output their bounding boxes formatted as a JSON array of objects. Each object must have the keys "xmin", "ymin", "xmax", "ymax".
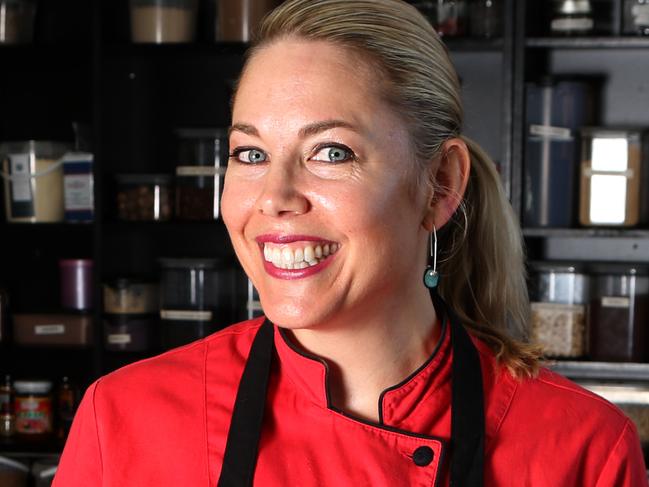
[{"xmin": 423, "ymin": 225, "xmax": 439, "ymax": 289}]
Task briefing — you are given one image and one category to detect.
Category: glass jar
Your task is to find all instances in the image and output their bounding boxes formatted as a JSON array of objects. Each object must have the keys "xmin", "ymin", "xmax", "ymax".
[
  {"xmin": 216, "ymin": 0, "xmax": 278, "ymax": 42},
  {"xmin": 103, "ymin": 279, "xmax": 158, "ymax": 314},
  {"xmin": 529, "ymin": 263, "xmax": 589, "ymax": 358},
  {"xmin": 411, "ymin": 1, "xmax": 467, "ymax": 37},
  {"xmin": 551, "ymin": 0, "xmax": 594, "ymax": 36},
  {"xmin": 13, "ymin": 380, "xmax": 53, "ymax": 435},
  {"xmin": 469, "ymin": 0, "xmax": 502, "ymax": 38},
  {"xmin": 104, "ymin": 314, "xmax": 154, "ymax": 352},
  {"xmin": 115, "ymin": 174, "xmax": 173, "ymax": 221},
  {"xmin": 130, "ymin": 0, "xmax": 198, "ymax": 43},
  {"xmin": 579, "ymin": 129, "xmax": 647, "ymax": 227},
  {"xmin": 589, "ymin": 265, "xmax": 649, "ymax": 362},
  {"xmin": 174, "ymin": 128, "xmax": 228, "ymax": 221},
  {"xmin": 624, "ymin": 0, "xmax": 649, "ymax": 35}
]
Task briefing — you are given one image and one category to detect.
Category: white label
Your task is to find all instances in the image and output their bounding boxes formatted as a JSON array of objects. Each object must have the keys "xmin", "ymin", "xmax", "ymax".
[
  {"xmin": 529, "ymin": 124, "xmax": 572, "ymax": 141},
  {"xmin": 35, "ymin": 324, "xmax": 66, "ymax": 335},
  {"xmin": 551, "ymin": 17, "xmax": 594, "ymax": 32},
  {"xmin": 108, "ymin": 334, "xmax": 132, "ymax": 345},
  {"xmin": 176, "ymin": 166, "xmax": 226, "ymax": 177},
  {"xmin": 601, "ymin": 296, "xmax": 631, "ymax": 308},
  {"xmin": 9, "ymin": 154, "xmax": 32, "ymax": 202},
  {"xmin": 64, "ymin": 174, "xmax": 94, "ymax": 211},
  {"xmin": 632, "ymin": 5, "xmax": 649, "ymax": 25},
  {"xmin": 160, "ymin": 310, "xmax": 213, "ymax": 321}
]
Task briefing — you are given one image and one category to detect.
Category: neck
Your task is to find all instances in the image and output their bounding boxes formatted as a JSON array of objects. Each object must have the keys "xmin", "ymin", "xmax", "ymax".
[{"xmin": 287, "ymin": 284, "xmax": 438, "ymax": 422}]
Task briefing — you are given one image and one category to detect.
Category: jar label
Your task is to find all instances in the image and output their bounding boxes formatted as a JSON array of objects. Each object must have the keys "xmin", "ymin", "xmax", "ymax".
[
  {"xmin": 176, "ymin": 166, "xmax": 226, "ymax": 177},
  {"xmin": 108, "ymin": 334, "xmax": 132, "ymax": 345},
  {"xmin": 529, "ymin": 124, "xmax": 572, "ymax": 141},
  {"xmin": 160, "ymin": 309, "xmax": 213, "ymax": 321},
  {"xmin": 8, "ymin": 154, "xmax": 33, "ymax": 203},
  {"xmin": 15, "ymin": 396, "xmax": 52, "ymax": 434},
  {"xmin": 632, "ymin": 4, "xmax": 649, "ymax": 25},
  {"xmin": 551, "ymin": 17, "xmax": 594, "ymax": 32},
  {"xmin": 34, "ymin": 324, "xmax": 66, "ymax": 335},
  {"xmin": 601, "ymin": 296, "xmax": 631, "ymax": 308},
  {"xmin": 64, "ymin": 174, "xmax": 94, "ymax": 211}
]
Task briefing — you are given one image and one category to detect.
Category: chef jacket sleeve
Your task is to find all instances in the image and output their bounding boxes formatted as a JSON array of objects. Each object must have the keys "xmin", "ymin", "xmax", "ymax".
[
  {"xmin": 595, "ymin": 419, "xmax": 648, "ymax": 487},
  {"xmin": 53, "ymin": 380, "xmax": 103, "ymax": 486}
]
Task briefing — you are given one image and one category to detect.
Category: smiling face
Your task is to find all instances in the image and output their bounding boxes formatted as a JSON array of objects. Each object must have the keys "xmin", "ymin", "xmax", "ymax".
[{"xmin": 222, "ymin": 39, "xmax": 433, "ymax": 330}]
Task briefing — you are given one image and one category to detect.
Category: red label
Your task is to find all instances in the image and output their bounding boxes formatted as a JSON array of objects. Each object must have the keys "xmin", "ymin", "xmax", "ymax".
[{"xmin": 15, "ymin": 396, "xmax": 52, "ymax": 434}]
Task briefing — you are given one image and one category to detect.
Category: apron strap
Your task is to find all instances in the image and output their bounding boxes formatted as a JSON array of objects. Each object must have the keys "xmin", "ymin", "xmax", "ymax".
[{"xmin": 217, "ymin": 319, "xmax": 274, "ymax": 487}]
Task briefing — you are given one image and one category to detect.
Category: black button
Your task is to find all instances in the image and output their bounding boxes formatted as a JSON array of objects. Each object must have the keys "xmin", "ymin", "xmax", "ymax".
[{"xmin": 412, "ymin": 446, "xmax": 434, "ymax": 466}]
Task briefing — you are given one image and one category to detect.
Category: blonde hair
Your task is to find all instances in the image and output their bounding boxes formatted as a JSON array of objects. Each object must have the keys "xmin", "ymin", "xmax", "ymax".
[{"xmin": 246, "ymin": 0, "xmax": 541, "ymax": 377}]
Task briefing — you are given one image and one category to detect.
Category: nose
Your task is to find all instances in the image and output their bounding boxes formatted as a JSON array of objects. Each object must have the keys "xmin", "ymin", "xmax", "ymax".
[{"xmin": 256, "ymin": 161, "xmax": 310, "ymax": 217}]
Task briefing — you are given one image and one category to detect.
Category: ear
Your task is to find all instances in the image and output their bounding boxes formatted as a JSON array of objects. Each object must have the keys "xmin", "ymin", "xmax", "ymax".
[{"xmin": 421, "ymin": 138, "xmax": 471, "ymax": 232}]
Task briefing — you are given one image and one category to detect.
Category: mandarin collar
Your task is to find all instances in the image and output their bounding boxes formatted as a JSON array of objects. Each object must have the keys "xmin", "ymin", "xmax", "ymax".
[{"xmin": 273, "ymin": 316, "xmax": 451, "ymax": 426}]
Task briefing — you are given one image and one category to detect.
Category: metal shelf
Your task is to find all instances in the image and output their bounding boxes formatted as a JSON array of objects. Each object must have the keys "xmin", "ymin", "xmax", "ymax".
[
  {"xmin": 444, "ymin": 37, "xmax": 504, "ymax": 52},
  {"xmin": 548, "ymin": 361, "xmax": 649, "ymax": 382},
  {"xmin": 526, "ymin": 37, "xmax": 649, "ymax": 49},
  {"xmin": 523, "ymin": 228, "xmax": 649, "ymax": 238}
]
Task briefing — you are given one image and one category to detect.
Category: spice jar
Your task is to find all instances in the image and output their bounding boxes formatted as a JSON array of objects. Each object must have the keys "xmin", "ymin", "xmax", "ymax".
[
  {"xmin": 103, "ymin": 279, "xmax": 158, "ymax": 314},
  {"xmin": 529, "ymin": 263, "xmax": 589, "ymax": 358},
  {"xmin": 469, "ymin": 0, "xmax": 502, "ymax": 38},
  {"xmin": 104, "ymin": 314, "xmax": 154, "ymax": 352},
  {"xmin": 0, "ymin": 0, "xmax": 36, "ymax": 44},
  {"xmin": 579, "ymin": 129, "xmax": 648, "ymax": 227},
  {"xmin": 624, "ymin": 0, "xmax": 649, "ymax": 35},
  {"xmin": 130, "ymin": 0, "xmax": 198, "ymax": 43},
  {"xmin": 14, "ymin": 380, "xmax": 53, "ymax": 435},
  {"xmin": 60, "ymin": 259, "xmax": 93, "ymax": 311},
  {"xmin": 174, "ymin": 129, "xmax": 228, "ymax": 221},
  {"xmin": 116, "ymin": 174, "xmax": 173, "ymax": 221},
  {"xmin": 550, "ymin": 0, "xmax": 594, "ymax": 36},
  {"xmin": 589, "ymin": 265, "xmax": 649, "ymax": 362}
]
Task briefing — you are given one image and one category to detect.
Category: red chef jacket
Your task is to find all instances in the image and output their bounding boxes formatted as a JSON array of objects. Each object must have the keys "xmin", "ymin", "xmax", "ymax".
[{"xmin": 54, "ymin": 316, "xmax": 648, "ymax": 486}]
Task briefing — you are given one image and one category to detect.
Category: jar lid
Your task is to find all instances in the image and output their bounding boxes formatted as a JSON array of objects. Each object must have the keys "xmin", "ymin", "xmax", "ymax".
[
  {"xmin": 158, "ymin": 257, "xmax": 221, "ymax": 269},
  {"xmin": 175, "ymin": 127, "xmax": 229, "ymax": 139},
  {"xmin": 14, "ymin": 380, "xmax": 53, "ymax": 394},
  {"xmin": 104, "ymin": 277, "xmax": 156, "ymax": 288},
  {"xmin": 554, "ymin": 0, "xmax": 592, "ymax": 14},
  {"xmin": 0, "ymin": 140, "xmax": 72, "ymax": 159},
  {"xmin": 115, "ymin": 174, "xmax": 172, "ymax": 185}
]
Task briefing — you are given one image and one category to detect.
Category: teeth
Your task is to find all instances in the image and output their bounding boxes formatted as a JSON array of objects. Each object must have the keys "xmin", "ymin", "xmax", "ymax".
[{"xmin": 263, "ymin": 241, "xmax": 340, "ymax": 270}]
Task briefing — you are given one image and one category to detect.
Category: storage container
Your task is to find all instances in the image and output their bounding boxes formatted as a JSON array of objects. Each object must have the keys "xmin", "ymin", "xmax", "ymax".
[
  {"xmin": 589, "ymin": 265, "xmax": 649, "ymax": 362},
  {"xmin": 13, "ymin": 313, "xmax": 93, "ymax": 347},
  {"xmin": 216, "ymin": 0, "xmax": 277, "ymax": 42},
  {"xmin": 60, "ymin": 259, "xmax": 93, "ymax": 311},
  {"xmin": 103, "ymin": 279, "xmax": 158, "ymax": 314},
  {"xmin": 411, "ymin": 0, "xmax": 468, "ymax": 37},
  {"xmin": 62, "ymin": 152, "xmax": 94, "ymax": 223},
  {"xmin": 13, "ymin": 380, "xmax": 53, "ymax": 435},
  {"xmin": 1, "ymin": 141, "xmax": 71, "ymax": 223},
  {"xmin": 579, "ymin": 128, "xmax": 648, "ymax": 227},
  {"xmin": 0, "ymin": 0, "xmax": 36, "ymax": 44},
  {"xmin": 115, "ymin": 174, "xmax": 173, "ymax": 221},
  {"xmin": 0, "ymin": 456, "xmax": 28, "ymax": 487},
  {"xmin": 103, "ymin": 314, "xmax": 154, "ymax": 352},
  {"xmin": 130, "ymin": 0, "xmax": 198, "ymax": 43},
  {"xmin": 550, "ymin": 0, "xmax": 594, "ymax": 35},
  {"xmin": 174, "ymin": 128, "xmax": 228, "ymax": 221},
  {"xmin": 624, "ymin": 0, "xmax": 649, "ymax": 35},
  {"xmin": 468, "ymin": 0, "xmax": 502, "ymax": 38},
  {"xmin": 529, "ymin": 263, "xmax": 589, "ymax": 358},
  {"xmin": 523, "ymin": 79, "xmax": 598, "ymax": 227}
]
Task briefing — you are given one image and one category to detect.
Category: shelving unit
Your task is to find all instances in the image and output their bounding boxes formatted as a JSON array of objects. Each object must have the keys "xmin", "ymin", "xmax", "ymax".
[{"xmin": 0, "ymin": 0, "xmax": 648, "ymax": 462}]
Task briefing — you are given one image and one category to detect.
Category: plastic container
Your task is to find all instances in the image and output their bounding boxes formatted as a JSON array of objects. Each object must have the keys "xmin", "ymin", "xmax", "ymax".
[
  {"xmin": 62, "ymin": 152, "xmax": 94, "ymax": 223},
  {"xmin": 589, "ymin": 265, "xmax": 649, "ymax": 362},
  {"xmin": 0, "ymin": 0, "xmax": 36, "ymax": 44},
  {"xmin": 550, "ymin": 0, "xmax": 594, "ymax": 36},
  {"xmin": 624, "ymin": 0, "xmax": 649, "ymax": 35},
  {"xmin": 523, "ymin": 79, "xmax": 598, "ymax": 227},
  {"xmin": 115, "ymin": 174, "xmax": 173, "ymax": 221},
  {"xmin": 175, "ymin": 128, "xmax": 228, "ymax": 221},
  {"xmin": 159, "ymin": 258, "xmax": 234, "ymax": 349},
  {"xmin": 60, "ymin": 259, "xmax": 93, "ymax": 311},
  {"xmin": 468, "ymin": 0, "xmax": 502, "ymax": 38},
  {"xmin": 104, "ymin": 314, "xmax": 154, "ymax": 352},
  {"xmin": 216, "ymin": 0, "xmax": 277, "ymax": 42},
  {"xmin": 0, "ymin": 456, "xmax": 28, "ymax": 487},
  {"xmin": 579, "ymin": 128, "xmax": 648, "ymax": 227},
  {"xmin": 130, "ymin": 0, "xmax": 198, "ymax": 43},
  {"xmin": 0, "ymin": 141, "xmax": 71, "ymax": 223},
  {"xmin": 14, "ymin": 381, "xmax": 53, "ymax": 435},
  {"xmin": 103, "ymin": 279, "xmax": 158, "ymax": 314},
  {"xmin": 529, "ymin": 263, "xmax": 589, "ymax": 358},
  {"xmin": 13, "ymin": 313, "xmax": 93, "ymax": 347}
]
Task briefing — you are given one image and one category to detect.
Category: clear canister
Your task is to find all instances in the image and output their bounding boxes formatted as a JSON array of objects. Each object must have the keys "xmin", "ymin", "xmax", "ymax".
[
  {"xmin": 216, "ymin": 0, "xmax": 278, "ymax": 42},
  {"xmin": 550, "ymin": 0, "xmax": 594, "ymax": 35},
  {"xmin": 174, "ymin": 128, "xmax": 228, "ymax": 221},
  {"xmin": 103, "ymin": 278, "xmax": 158, "ymax": 314},
  {"xmin": 13, "ymin": 380, "xmax": 53, "ymax": 435},
  {"xmin": 130, "ymin": 0, "xmax": 198, "ymax": 43},
  {"xmin": 589, "ymin": 265, "xmax": 649, "ymax": 362},
  {"xmin": 579, "ymin": 129, "xmax": 648, "ymax": 227},
  {"xmin": 529, "ymin": 263, "xmax": 589, "ymax": 358},
  {"xmin": 0, "ymin": 141, "xmax": 71, "ymax": 223},
  {"xmin": 115, "ymin": 174, "xmax": 173, "ymax": 221}
]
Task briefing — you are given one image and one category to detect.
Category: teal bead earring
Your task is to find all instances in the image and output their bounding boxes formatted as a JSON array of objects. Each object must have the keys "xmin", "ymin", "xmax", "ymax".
[{"xmin": 423, "ymin": 225, "xmax": 439, "ymax": 289}]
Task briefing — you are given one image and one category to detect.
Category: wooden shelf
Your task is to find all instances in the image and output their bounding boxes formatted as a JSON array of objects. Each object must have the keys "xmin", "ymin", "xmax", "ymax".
[{"xmin": 526, "ymin": 36, "xmax": 649, "ymax": 49}]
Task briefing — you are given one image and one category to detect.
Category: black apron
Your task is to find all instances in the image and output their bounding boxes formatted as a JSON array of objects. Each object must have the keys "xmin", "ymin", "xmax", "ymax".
[{"xmin": 218, "ymin": 290, "xmax": 485, "ymax": 486}]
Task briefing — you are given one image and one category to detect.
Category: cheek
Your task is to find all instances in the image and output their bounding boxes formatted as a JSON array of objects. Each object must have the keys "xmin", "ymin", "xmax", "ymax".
[{"xmin": 221, "ymin": 176, "xmax": 256, "ymax": 234}]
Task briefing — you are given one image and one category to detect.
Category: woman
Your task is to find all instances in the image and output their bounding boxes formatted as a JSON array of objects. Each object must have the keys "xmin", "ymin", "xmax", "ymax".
[{"xmin": 54, "ymin": 1, "xmax": 647, "ymax": 485}]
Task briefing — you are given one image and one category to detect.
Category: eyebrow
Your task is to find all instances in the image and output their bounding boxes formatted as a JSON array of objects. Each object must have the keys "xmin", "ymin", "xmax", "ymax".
[{"xmin": 229, "ymin": 120, "xmax": 358, "ymax": 139}]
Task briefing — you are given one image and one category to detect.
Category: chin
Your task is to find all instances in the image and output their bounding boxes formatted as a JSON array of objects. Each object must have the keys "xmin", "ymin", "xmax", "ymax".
[{"xmin": 261, "ymin": 298, "xmax": 331, "ymax": 330}]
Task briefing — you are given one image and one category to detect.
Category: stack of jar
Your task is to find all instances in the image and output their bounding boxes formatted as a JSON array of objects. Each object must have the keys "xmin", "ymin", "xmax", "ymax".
[{"xmin": 530, "ymin": 262, "xmax": 649, "ymax": 361}]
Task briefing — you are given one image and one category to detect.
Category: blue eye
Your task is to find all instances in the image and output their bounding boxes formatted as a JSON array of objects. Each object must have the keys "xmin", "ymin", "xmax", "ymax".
[
  {"xmin": 312, "ymin": 144, "xmax": 354, "ymax": 163},
  {"xmin": 230, "ymin": 148, "xmax": 268, "ymax": 164}
]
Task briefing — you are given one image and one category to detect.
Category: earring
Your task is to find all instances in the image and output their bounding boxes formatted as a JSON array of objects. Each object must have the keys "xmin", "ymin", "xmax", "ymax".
[{"xmin": 423, "ymin": 225, "xmax": 439, "ymax": 289}]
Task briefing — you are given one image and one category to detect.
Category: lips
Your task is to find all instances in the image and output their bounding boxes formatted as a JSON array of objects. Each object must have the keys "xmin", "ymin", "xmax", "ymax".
[{"xmin": 255, "ymin": 235, "xmax": 340, "ymax": 278}]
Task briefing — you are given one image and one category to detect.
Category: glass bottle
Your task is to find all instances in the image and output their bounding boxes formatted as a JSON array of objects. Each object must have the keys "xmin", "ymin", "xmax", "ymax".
[
  {"xmin": 0, "ymin": 374, "xmax": 15, "ymax": 437},
  {"xmin": 57, "ymin": 376, "xmax": 77, "ymax": 440}
]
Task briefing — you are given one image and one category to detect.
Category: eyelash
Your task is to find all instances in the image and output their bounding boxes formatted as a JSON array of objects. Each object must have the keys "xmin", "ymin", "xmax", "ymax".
[
  {"xmin": 229, "ymin": 147, "xmax": 267, "ymax": 164},
  {"xmin": 228, "ymin": 143, "xmax": 358, "ymax": 165}
]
